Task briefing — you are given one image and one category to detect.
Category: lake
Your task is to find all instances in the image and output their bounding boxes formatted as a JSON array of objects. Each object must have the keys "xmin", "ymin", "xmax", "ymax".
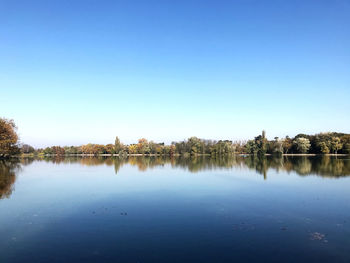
[{"xmin": 1, "ymin": 156, "xmax": 350, "ymax": 263}]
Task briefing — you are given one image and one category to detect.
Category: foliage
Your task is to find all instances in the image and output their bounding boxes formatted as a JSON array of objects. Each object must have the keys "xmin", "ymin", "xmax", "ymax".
[
  {"xmin": 270, "ymin": 137, "xmax": 283, "ymax": 155},
  {"xmin": 245, "ymin": 140, "xmax": 257, "ymax": 155},
  {"xmin": 317, "ymin": 142, "xmax": 330, "ymax": 154},
  {"xmin": 16, "ymin": 132, "xmax": 350, "ymax": 157},
  {"xmin": 2, "ymin": 118, "xmax": 350, "ymax": 157},
  {"xmin": 18, "ymin": 132, "xmax": 350, "ymax": 157},
  {"xmin": 0, "ymin": 118, "xmax": 20, "ymax": 158},
  {"xmin": 293, "ymin": 137, "xmax": 311, "ymax": 153},
  {"xmin": 21, "ymin": 144, "xmax": 35, "ymax": 154},
  {"xmin": 282, "ymin": 136, "xmax": 293, "ymax": 154},
  {"xmin": 114, "ymin": 136, "xmax": 123, "ymax": 153},
  {"xmin": 331, "ymin": 137, "xmax": 342, "ymax": 154},
  {"xmin": 255, "ymin": 130, "xmax": 268, "ymax": 155}
]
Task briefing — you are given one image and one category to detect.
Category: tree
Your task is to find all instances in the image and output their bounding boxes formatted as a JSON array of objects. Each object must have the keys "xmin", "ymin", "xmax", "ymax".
[
  {"xmin": 169, "ymin": 144, "xmax": 176, "ymax": 156},
  {"xmin": 293, "ymin": 137, "xmax": 311, "ymax": 153},
  {"xmin": 115, "ymin": 136, "xmax": 123, "ymax": 153},
  {"xmin": 340, "ymin": 135, "xmax": 350, "ymax": 154},
  {"xmin": 254, "ymin": 130, "xmax": 267, "ymax": 155},
  {"xmin": 51, "ymin": 146, "xmax": 65, "ymax": 156},
  {"xmin": 137, "ymin": 138, "xmax": 150, "ymax": 154},
  {"xmin": 0, "ymin": 118, "xmax": 19, "ymax": 158},
  {"xmin": 105, "ymin": 144, "xmax": 115, "ymax": 154},
  {"xmin": 330, "ymin": 137, "xmax": 342, "ymax": 154},
  {"xmin": 128, "ymin": 144, "xmax": 138, "ymax": 154},
  {"xmin": 314, "ymin": 133, "xmax": 332, "ymax": 154},
  {"xmin": 187, "ymin": 137, "xmax": 202, "ymax": 155},
  {"xmin": 318, "ymin": 142, "xmax": 330, "ymax": 154},
  {"xmin": 149, "ymin": 141, "xmax": 158, "ymax": 154},
  {"xmin": 282, "ymin": 136, "xmax": 293, "ymax": 154},
  {"xmin": 245, "ymin": 140, "xmax": 257, "ymax": 155},
  {"xmin": 43, "ymin": 147, "xmax": 53, "ymax": 155},
  {"xmin": 21, "ymin": 144, "xmax": 35, "ymax": 154},
  {"xmin": 211, "ymin": 140, "xmax": 235, "ymax": 155},
  {"xmin": 343, "ymin": 143, "xmax": 350, "ymax": 154},
  {"xmin": 271, "ymin": 137, "xmax": 283, "ymax": 155}
]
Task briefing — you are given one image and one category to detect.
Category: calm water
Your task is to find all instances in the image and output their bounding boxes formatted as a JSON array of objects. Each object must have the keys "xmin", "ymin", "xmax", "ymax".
[{"xmin": 1, "ymin": 156, "xmax": 350, "ymax": 263}]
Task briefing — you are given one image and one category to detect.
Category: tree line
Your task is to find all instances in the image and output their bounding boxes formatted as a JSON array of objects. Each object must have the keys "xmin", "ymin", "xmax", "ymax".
[
  {"xmin": 245, "ymin": 130, "xmax": 350, "ymax": 155},
  {"xmin": 1, "ymin": 117, "xmax": 350, "ymax": 158},
  {"xmin": 19, "ymin": 132, "xmax": 350, "ymax": 157}
]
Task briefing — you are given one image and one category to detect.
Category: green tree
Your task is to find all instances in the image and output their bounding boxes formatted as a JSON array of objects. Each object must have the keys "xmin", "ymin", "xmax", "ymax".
[
  {"xmin": 254, "ymin": 130, "xmax": 267, "ymax": 155},
  {"xmin": 330, "ymin": 137, "xmax": 342, "ymax": 154},
  {"xmin": 114, "ymin": 136, "xmax": 123, "ymax": 153},
  {"xmin": 293, "ymin": 137, "xmax": 311, "ymax": 153},
  {"xmin": 318, "ymin": 141, "xmax": 330, "ymax": 154},
  {"xmin": 43, "ymin": 147, "xmax": 53, "ymax": 155},
  {"xmin": 245, "ymin": 140, "xmax": 257, "ymax": 155},
  {"xmin": 272, "ymin": 137, "xmax": 283, "ymax": 155},
  {"xmin": 343, "ymin": 143, "xmax": 350, "ymax": 154},
  {"xmin": 340, "ymin": 135, "xmax": 350, "ymax": 154},
  {"xmin": 188, "ymin": 137, "xmax": 202, "ymax": 155}
]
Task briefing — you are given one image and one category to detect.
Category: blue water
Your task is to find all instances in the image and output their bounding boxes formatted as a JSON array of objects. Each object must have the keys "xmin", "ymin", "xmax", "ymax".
[{"xmin": 0, "ymin": 156, "xmax": 349, "ymax": 262}]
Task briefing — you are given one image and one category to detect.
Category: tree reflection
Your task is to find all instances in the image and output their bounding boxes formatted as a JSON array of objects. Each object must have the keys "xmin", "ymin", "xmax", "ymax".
[
  {"xmin": 0, "ymin": 159, "xmax": 20, "ymax": 199},
  {"xmin": 115, "ymin": 155, "xmax": 350, "ymax": 178},
  {"xmin": 293, "ymin": 157, "xmax": 312, "ymax": 175},
  {"xmin": 21, "ymin": 155, "xmax": 350, "ymax": 179},
  {"xmin": 1, "ymin": 155, "xmax": 350, "ymax": 199}
]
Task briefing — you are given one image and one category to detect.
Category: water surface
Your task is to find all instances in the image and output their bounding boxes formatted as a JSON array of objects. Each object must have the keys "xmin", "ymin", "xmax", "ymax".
[{"xmin": 1, "ymin": 156, "xmax": 350, "ymax": 262}]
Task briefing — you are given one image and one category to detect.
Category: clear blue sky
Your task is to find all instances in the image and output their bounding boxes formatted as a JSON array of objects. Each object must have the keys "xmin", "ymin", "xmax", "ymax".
[{"xmin": 1, "ymin": 0, "xmax": 349, "ymax": 147}]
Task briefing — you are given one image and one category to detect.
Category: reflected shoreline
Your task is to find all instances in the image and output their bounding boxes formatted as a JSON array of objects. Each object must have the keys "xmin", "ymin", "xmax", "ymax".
[
  {"xmin": 0, "ymin": 160, "xmax": 21, "ymax": 199},
  {"xmin": 1, "ymin": 156, "xmax": 349, "ymax": 200},
  {"xmin": 21, "ymin": 155, "xmax": 350, "ymax": 177}
]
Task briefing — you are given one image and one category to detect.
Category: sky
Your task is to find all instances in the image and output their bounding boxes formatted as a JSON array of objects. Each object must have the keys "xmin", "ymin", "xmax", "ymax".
[{"xmin": 1, "ymin": 0, "xmax": 349, "ymax": 147}]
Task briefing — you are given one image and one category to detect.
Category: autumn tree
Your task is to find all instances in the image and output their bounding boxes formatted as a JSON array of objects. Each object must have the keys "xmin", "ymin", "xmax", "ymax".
[
  {"xmin": 0, "ymin": 118, "xmax": 20, "ymax": 158},
  {"xmin": 169, "ymin": 144, "xmax": 176, "ymax": 156},
  {"xmin": 105, "ymin": 144, "xmax": 115, "ymax": 154},
  {"xmin": 125, "ymin": 144, "xmax": 134, "ymax": 154},
  {"xmin": 282, "ymin": 136, "xmax": 293, "ymax": 154},
  {"xmin": 137, "ymin": 138, "xmax": 150, "ymax": 154}
]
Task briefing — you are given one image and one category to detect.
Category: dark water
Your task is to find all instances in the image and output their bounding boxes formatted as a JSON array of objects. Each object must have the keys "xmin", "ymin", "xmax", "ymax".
[{"xmin": 1, "ymin": 156, "xmax": 350, "ymax": 263}]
